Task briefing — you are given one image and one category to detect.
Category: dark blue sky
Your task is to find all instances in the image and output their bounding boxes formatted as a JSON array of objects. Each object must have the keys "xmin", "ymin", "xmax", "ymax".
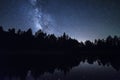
[{"xmin": 0, "ymin": 0, "xmax": 120, "ymax": 41}]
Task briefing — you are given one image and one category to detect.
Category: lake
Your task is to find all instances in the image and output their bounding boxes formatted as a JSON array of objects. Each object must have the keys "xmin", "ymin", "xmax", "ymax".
[{"xmin": 0, "ymin": 54, "xmax": 120, "ymax": 80}]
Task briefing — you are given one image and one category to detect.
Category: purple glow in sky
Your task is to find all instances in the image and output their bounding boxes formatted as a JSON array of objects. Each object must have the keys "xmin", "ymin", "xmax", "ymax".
[{"xmin": 1, "ymin": 0, "xmax": 120, "ymax": 41}]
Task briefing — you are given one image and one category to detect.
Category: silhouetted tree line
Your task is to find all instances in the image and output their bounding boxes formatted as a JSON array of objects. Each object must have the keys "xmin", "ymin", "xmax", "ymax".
[{"xmin": 0, "ymin": 26, "xmax": 120, "ymax": 53}]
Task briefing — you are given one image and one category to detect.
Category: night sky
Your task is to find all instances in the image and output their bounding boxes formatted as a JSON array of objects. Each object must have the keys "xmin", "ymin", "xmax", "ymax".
[{"xmin": 0, "ymin": 0, "xmax": 120, "ymax": 41}]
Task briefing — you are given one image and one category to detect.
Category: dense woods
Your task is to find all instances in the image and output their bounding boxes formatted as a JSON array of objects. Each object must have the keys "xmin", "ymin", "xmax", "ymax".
[
  {"xmin": 0, "ymin": 26, "xmax": 120, "ymax": 78},
  {"xmin": 0, "ymin": 26, "xmax": 120, "ymax": 54}
]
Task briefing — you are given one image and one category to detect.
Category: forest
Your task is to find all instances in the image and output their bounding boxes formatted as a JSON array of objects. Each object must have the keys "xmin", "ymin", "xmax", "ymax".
[
  {"xmin": 0, "ymin": 26, "xmax": 120, "ymax": 54},
  {"xmin": 0, "ymin": 26, "xmax": 120, "ymax": 79}
]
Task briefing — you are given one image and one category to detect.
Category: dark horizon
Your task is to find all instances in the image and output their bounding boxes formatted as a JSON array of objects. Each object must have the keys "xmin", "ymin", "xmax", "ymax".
[
  {"xmin": 0, "ymin": 26, "xmax": 120, "ymax": 55},
  {"xmin": 0, "ymin": 25, "xmax": 119, "ymax": 42}
]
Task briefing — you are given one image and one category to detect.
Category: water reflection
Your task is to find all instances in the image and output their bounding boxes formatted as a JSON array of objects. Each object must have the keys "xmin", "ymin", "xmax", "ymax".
[
  {"xmin": 0, "ymin": 54, "xmax": 120, "ymax": 80},
  {"xmin": 1, "ymin": 61, "xmax": 120, "ymax": 80},
  {"xmin": 37, "ymin": 62, "xmax": 120, "ymax": 80}
]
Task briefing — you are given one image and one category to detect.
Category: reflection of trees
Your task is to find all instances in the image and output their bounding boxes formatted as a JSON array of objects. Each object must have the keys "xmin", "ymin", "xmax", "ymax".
[
  {"xmin": 0, "ymin": 26, "xmax": 120, "ymax": 77},
  {"xmin": 0, "ymin": 55, "xmax": 120, "ymax": 78}
]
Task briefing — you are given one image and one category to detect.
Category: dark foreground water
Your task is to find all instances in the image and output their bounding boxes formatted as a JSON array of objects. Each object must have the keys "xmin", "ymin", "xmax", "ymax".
[{"xmin": 0, "ymin": 54, "xmax": 120, "ymax": 80}]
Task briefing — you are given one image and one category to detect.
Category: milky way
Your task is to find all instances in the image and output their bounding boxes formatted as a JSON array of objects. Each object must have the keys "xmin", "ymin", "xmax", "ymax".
[
  {"xmin": 1, "ymin": 0, "xmax": 120, "ymax": 41},
  {"xmin": 29, "ymin": 0, "xmax": 56, "ymax": 34}
]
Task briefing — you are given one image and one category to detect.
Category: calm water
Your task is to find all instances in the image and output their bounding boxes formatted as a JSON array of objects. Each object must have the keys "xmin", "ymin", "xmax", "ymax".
[
  {"xmin": 24, "ymin": 62, "xmax": 120, "ymax": 80},
  {"xmin": 0, "ymin": 54, "xmax": 120, "ymax": 80}
]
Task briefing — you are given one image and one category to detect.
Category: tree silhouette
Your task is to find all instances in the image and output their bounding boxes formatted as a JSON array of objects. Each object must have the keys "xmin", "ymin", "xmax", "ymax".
[
  {"xmin": 0, "ymin": 26, "xmax": 120, "ymax": 54},
  {"xmin": 0, "ymin": 26, "xmax": 3, "ymax": 32}
]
